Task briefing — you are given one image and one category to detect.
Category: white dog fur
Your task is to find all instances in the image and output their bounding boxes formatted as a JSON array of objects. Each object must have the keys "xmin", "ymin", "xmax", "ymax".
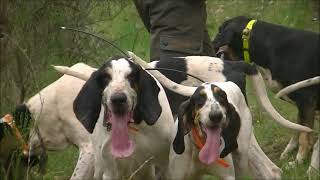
[{"xmin": 26, "ymin": 63, "xmax": 96, "ymax": 179}]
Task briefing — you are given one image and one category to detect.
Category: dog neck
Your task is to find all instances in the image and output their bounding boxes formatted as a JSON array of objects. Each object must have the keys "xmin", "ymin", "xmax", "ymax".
[
  {"xmin": 245, "ymin": 21, "xmax": 288, "ymax": 68},
  {"xmin": 241, "ymin": 19, "xmax": 257, "ymax": 64}
]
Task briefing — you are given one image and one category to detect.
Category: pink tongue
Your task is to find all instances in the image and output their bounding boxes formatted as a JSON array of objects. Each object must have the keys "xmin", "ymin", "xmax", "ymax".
[
  {"xmin": 199, "ymin": 127, "xmax": 221, "ymax": 165},
  {"xmin": 109, "ymin": 114, "xmax": 134, "ymax": 158}
]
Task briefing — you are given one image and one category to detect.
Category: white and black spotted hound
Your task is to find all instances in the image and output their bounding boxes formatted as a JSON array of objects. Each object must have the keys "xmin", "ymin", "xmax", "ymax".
[{"xmin": 54, "ymin": 57, "xmax": 175, "ymax": 179}]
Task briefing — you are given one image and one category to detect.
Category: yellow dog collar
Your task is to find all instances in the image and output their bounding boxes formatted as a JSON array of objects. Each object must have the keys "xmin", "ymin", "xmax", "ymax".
[{"xmin": 242, "ymin": 19, "xmax": 257, "ymax": 64}]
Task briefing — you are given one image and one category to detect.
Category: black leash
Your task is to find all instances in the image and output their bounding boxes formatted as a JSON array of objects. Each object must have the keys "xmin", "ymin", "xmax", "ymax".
[
  {"xmin": 59, "ymin": 26, "xmax": 206, "ymax": 83},
  {"xmin": 60, "ymin": 26, "xmax": 129, "ymax": 58}
]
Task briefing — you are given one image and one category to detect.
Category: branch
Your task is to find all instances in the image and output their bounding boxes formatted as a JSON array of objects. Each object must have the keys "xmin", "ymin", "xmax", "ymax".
[{"xmin": 127, "ymin": 156, "xmax": 154, "ymax": 180}]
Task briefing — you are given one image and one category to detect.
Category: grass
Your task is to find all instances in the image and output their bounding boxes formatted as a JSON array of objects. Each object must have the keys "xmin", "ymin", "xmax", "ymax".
[
  {"xmin": 246, "ymin": 79, "xmax": 320, "ymax": 180},
  {"xmin": 43, "ymin": 146, "xmax": 78, "ymax": 180},
  {"xmin": 2, "ymin": 0, "xmax": 320, "ymax": 179}
]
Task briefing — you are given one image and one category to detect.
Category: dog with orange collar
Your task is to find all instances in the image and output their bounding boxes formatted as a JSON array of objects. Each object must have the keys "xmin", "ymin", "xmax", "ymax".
[{"xmin": 168, "ymin": 82, "xmax": 251, "ymax": 179}]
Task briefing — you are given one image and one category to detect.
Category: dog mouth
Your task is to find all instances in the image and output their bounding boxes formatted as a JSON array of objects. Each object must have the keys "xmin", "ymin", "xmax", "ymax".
[
  {"xmin": 104, "ymin": 107, "xmax": 135, "ymax": 159},
  {"xmin": 195, "ymin": 122, "xmax": 222, "ymax": 165}
]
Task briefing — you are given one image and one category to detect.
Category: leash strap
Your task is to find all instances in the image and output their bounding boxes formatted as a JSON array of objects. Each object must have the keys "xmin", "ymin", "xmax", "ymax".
[{"xmin": 242, "ymin": 19, "xmax": 257, "ymax": 64}]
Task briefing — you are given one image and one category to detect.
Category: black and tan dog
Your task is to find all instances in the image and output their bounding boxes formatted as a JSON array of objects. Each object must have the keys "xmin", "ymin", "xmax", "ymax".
[{"xmin": 212, "ymin": 16, "xmax": 320, "ymax": 167}]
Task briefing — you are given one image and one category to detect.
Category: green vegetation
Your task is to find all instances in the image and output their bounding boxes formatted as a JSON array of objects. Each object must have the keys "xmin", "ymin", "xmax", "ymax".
[{"xmin": 1, "ymin": 0, "xmax": 319, "ymax": 179}]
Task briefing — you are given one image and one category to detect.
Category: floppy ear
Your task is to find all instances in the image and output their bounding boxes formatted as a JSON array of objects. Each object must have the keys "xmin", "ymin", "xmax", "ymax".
[
  {"xmin": 135, "ymin": 69, "xmax": 162, "ymax": 125},
  {"xmin": 214, "ymin": 28, "xmax": 236, "ymax": 49},
  {"xmin": 220, "ymin": 102, "xmax": 241, "ymax": 158},
  {"xmin": 73, "ymin": 71, "xmax": 104, "ymax": 133},
  {"xmin": 173, "ymin": 99, "xmax": 192, "ymax": 154}
]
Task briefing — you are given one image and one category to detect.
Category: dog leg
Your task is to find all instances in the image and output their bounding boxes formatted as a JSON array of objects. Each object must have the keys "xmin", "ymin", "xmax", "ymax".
[
  {"xmin": 232, "ymin": 150, "xmax": 249, "ymax": 178},
  {"xmin": 280, "ymin": 134, "xmax": 299, "ymax": 160},
  {"xmin": 208, "ymin": 154, "xmax": 235, "ymax": 180},
  {"xmin": 292, "ymin": 106, "xmax": 315, "ymax": 166},
  {"xmin": 249, "ymin": 133, "xmax": 282, "ymax": 180},
  {"xmin": 70, "ymin": 144, "xmax": 94, "ymax": 180},
  {"xmin": 307, "ymin": 138, "xmax": 319, "ymax": 179},
  {"xmin": 296, "ymin": 132, "xmax": 314, "ymax": 164}
]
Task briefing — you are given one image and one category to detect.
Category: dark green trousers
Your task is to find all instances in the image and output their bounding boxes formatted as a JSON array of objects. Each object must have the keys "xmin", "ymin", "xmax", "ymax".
[{"xmin": 133, "ymin": 0, "xmax": 214, "ymax": 61}]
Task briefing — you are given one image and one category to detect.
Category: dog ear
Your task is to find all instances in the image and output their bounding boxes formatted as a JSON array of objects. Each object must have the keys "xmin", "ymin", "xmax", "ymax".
[
  {"xmin": 220, "ymin": 102, "xmax": 241, "ymax": 158},
  {"xmin": 135, "ymin": 69, "xmax": 162, "ymax": 125},
  {"xmin": 73, "ymin": 71, "xmax": 105, "ymax": 133},
  {"xmin": 173, "ymin": 99, "xmax": 192, "ymax": 154},
  {"xmin": 214, "ymin": 16, "xmax": 252, "ymax": 47},
  {"xmin": 212, "ymin": 25, "xmax": 236, "ymax": 50}
]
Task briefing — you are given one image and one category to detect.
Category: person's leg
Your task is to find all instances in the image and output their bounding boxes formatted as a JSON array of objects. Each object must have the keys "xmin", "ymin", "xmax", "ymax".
[
  {"xmin": 134, "ymin": 0, "xmax": 214, "ymax": 62},
  {"xmin": 134, "ymin": 0, "xmax": 214, "ymax": 115}
]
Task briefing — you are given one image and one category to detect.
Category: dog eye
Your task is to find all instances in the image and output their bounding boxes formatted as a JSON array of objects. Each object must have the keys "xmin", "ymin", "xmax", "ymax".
[
  {"xmin": 217, "ymin": 91, "xmax": 227, "ymax": 103},
  {"xmin": 101, "ymin": 73, "xmax": 111, "ymax": 80},
  {"xmin": 99, "ymin": 73, "xmax": 111, "ymax": 85},
  {"xmin": 127, "ymin": 73, "xmax": 136, "ymax": 81},
  {"xmin": 220, "ymin": 91, "xmax": 227, "ymax": 99},
  {"xmin": 195, "ymin": 96, "xmax": 206, "ymax": 107}
]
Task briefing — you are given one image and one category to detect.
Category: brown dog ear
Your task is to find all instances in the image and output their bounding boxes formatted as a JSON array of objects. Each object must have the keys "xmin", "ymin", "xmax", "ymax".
[
  {"xmin": 220, "ymin": 102, "xmax": 241, "ymax": 158},
  {"xmin": 173, "ymin": 99, "xmax": 192, "ymax": 154}
]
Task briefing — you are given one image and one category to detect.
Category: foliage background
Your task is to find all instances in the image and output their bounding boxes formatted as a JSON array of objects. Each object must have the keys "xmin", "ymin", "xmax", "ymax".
[{"xmin": 0, "ymin": 0, "xmax": 319, "ymax": 179}]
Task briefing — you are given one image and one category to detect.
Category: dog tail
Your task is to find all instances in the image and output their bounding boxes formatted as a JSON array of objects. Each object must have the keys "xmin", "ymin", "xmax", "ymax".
[
  {"xmin": 226, "ymin": 61, "xmax": 312, "ymax": 132},
  {"xmin": 248, "ymin": 69, "xmax": 312, "ymax": 132}
]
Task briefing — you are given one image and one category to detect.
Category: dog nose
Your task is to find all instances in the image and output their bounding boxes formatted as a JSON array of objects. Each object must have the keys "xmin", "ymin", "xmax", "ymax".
[
  {"xmin": 209, "ymin": 111, "xmax": 223, "ymax": 122},
  {"xmin": 111, "ymin": 93, "xmax": 127, "ymax": 104}
]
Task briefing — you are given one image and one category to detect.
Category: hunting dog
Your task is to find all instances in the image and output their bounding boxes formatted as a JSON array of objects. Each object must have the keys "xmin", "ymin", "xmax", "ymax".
[
  {"xmin": 54, "ymin": 57, "xmax": 175, "ymax": 179},
  {"xmin": 169, "ymin": 82, "xmax": 252, "ymax": 179},
  {"xmin": 212, "ymin": 16, "xmax": 319, "ymax": 170},
  {"xmin": 11, "ymin": 63, "xmax": 96, "ymax": 180}
]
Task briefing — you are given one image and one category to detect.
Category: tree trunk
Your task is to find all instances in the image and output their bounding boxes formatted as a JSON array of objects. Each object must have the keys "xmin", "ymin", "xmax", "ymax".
[
  {"xmin": 0, "ymin": 0, "xmax": 8, "ymax": 111},
  {"xmin": 0, "ymin": 0, "xmax": 7, "ymax": 67}
]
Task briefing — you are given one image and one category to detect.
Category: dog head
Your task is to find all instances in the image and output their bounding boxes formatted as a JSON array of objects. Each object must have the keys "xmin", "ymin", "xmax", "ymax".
[
  {"xmin": 173, "ymin": 83, "xmax": 241, "ymax": 165},
  {"xmin": 73, "ymin": 56, "xmax": 162, "ymax": 158},
  {"xmin": 212, "ymin": 16, "xmax": 252, "ymax": 60}
]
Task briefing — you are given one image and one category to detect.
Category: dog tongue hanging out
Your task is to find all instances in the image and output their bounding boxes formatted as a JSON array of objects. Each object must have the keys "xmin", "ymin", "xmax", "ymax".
[
  {"xmin": 107, "ymin": 111, "xmax": 134, "ymax": 158},
  {"xmin": 199, "ymin": 127, "xmax": 222, "ymax": 165}
]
